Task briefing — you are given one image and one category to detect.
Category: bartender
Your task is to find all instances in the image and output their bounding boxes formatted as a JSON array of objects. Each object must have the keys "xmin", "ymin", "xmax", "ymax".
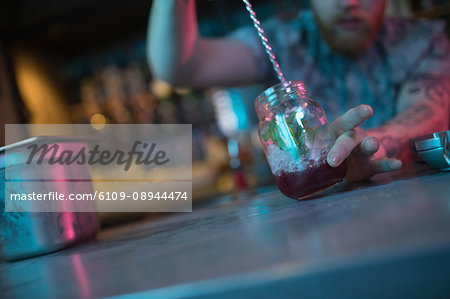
[{"xmin": 147, "ymin": 0, "xmax": 450, "ymax": 183}]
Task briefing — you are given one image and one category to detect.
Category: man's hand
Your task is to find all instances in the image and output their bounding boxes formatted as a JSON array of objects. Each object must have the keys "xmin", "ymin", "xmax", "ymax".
[{"xmin": 326, "ymin": 105, "xmax": 402, "ymax": 183}]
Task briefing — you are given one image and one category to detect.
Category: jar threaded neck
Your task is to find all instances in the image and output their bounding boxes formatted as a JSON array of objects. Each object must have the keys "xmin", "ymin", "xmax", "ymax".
[{"xmin": 255, "ymin": 80, "xmax": 309, "ymax": 120}]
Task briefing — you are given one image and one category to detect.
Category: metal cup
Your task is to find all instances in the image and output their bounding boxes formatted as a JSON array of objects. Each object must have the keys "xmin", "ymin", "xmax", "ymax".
[{"xmin": 0, "ymin": 137, "xmax": 99, "ymax": 261}]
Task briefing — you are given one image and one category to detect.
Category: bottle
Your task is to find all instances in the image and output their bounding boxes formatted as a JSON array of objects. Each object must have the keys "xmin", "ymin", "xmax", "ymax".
[{"xmin": 255, "ymin": 80, "xmax": 346, "ymax": 199}]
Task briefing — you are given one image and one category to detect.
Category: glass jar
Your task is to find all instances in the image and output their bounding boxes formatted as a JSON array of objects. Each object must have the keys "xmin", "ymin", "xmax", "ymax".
[{"xmin": 255, "ymin": 80, "xmax": 346, "ymax": 199}]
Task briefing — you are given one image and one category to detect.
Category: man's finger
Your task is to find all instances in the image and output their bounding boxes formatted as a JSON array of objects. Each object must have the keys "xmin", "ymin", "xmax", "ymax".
[
  {"xmin": 327, "ymin": 129, "xmax": 365, "ymax": 167},
  {"xmin": 371, "ymin": 158, "xmax": 403, "ymax": 173},
  {"xmin": 359, "ymin": 136, "xmax": 380, "ymax": 157},
  {"xmin": 330, "ymin": 105, "xmax": 373, "ymax": 137}
]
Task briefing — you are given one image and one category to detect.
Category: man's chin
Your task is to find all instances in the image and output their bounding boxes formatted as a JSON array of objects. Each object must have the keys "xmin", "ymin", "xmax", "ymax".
[{"xmin": 327, "ymin": 34, "xmax": 370, "ymax": 57}]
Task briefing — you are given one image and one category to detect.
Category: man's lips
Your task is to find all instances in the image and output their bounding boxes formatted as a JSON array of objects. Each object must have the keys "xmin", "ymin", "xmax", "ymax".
[{"xmin": 336, "ymin": 17, "xmax": 365, "ymax": 30}]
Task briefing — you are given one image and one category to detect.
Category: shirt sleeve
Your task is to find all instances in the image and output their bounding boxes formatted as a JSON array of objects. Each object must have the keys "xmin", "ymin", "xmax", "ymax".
[
  {"xmin": 413, "ymin": 29, "xmax": 450, "ymax": 80},
  {"xmin": 395, "ymin": 19, "xmax": 450, "ymax": 82}
]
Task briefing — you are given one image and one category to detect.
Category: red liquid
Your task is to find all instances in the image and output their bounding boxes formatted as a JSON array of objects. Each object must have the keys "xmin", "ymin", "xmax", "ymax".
[{"xmin": 274, "ymin": 160, "xmax": 347, "ymax": 199}]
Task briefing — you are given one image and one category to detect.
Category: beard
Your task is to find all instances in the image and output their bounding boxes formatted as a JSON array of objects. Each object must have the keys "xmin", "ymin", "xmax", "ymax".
[{"xmin": 313, "ymin": 12, "xmax": 383, "ymax": 58}]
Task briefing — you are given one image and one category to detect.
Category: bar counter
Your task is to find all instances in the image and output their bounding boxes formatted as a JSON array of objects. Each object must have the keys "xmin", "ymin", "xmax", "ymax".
[{"xmin": 1, "ymin": 171, "xmax": 450, "ymax": 298}]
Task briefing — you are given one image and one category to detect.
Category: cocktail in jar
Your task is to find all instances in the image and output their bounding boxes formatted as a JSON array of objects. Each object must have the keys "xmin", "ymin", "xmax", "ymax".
[{"xmin": 255, "ymin": 81, "xmax": 346, "ymax": 199}]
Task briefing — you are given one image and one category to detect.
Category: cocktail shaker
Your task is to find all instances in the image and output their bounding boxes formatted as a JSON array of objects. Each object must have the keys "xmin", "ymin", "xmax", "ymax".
[{"xmin": 0, "ymin": 137, "xmax": 99, "ymax": 261}]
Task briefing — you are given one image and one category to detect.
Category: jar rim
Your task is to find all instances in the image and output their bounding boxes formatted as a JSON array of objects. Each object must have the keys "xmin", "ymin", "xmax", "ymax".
[{"xmin": 256, "ymin": 80, "xmax": 308, "ymax": 105}]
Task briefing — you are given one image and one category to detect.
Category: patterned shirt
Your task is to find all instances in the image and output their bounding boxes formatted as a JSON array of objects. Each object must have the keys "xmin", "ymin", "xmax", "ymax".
[{"xmin": 230, "ymin": 11, "xmax": 450, "ymax": 129}]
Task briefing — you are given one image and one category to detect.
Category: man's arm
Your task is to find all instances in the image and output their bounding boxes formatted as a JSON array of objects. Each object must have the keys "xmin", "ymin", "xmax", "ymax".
[
  {"xmin": 147, "ymin": 0, "xmax": 261, "ymax": 88},
  {"xmin": 326, "ymin": 27, "xmax": 450, "ymax": 183},
  {"xmin": 367, "ymin": 75, "xmax": 450, "ymax": 162},
  {"xmin": 325, "ymin": 76, "xmax": 449, "ymax": 183}
]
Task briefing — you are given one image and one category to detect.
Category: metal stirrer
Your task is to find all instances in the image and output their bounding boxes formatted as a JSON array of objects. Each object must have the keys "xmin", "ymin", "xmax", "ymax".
[{"xmin": 242, "ymin": 0, "xmax": 287, "ymax": 83}]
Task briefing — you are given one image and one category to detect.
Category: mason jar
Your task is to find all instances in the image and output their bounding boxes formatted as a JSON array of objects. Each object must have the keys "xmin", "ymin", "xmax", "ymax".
[{"xmin": 255, "ymin": 80, "xmax": 346, "ymax": 199}]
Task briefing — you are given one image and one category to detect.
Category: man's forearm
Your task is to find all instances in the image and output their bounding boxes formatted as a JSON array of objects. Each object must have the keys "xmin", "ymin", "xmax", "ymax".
[
  {"xmin": 147, "ymin": 0, "xmax": 199, "ymax": 83},
  {"xmin": 367, "ymin": 76, "xmax": 450, "ymax": 162}
]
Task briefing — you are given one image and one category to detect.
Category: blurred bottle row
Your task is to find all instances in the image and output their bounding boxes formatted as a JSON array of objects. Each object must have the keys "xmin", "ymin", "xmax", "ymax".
[{"xmin": 65, "ymin": 40, "xmax": 211, "ymax": 126}]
